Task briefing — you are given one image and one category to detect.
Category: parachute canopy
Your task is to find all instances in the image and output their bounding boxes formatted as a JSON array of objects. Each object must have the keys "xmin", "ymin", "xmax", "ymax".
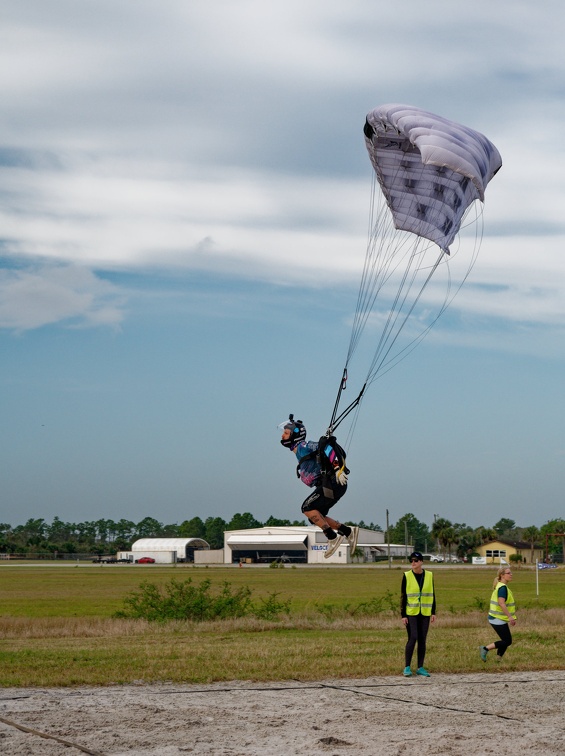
[
  {"xmin": 363, "ymin": 104, "xmax": 502, "ymax": 253},
  {"xmin": 329, "ymin": 104, "xmax": 501, "ymax": 436}
]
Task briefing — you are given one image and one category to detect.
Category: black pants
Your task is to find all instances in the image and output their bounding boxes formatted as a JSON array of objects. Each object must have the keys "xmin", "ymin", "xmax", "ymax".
[
  {"xmin": 301, "ymin": 478, "xmax": 347, "ymax": 518},
  {"xmin": 405, "ymin": 614, "xmax": 430, "ymax": 668},
  {"xmin": 490, "ymin": 622, "xmax": 513, "ymax": 657}
]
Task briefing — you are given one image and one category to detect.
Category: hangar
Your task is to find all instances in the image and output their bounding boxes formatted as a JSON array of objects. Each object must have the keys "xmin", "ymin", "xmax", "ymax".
[
  {"xmin": 223, "ymin": 525, "xmax": 387, "ymax": 564},
  {"xmin": 119, "ymin": 537, "xmax": 209, "ymax": 564}
]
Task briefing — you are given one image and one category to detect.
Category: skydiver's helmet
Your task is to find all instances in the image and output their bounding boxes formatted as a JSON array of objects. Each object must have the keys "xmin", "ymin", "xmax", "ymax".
[{"xmin": 279, "ymin": 414, "xmax": 306, "ymax": 449}]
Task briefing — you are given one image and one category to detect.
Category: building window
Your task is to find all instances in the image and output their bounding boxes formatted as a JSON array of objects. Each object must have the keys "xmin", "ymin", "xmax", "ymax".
[{"xmin": 486, "ymin": 549, "xmax": 507, "ymax": 558}]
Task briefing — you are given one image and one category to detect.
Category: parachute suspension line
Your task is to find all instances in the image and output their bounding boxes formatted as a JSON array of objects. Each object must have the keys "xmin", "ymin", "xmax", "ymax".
[
  {"xmin": 328, "ymin": 381, "xmax": 366, "ymax": 435},
  {"xmin": 346, "ymin": 178, "xmax": 401, "ymax": 365},
  {"xmin": 328, "ymin": 365, "xmax": 367, "ymax": 435},
  {"xmin": 330, "ymin": 173, "xmax": 399, "ymax": 435},
  {"xmin": 364, "ymin": 244, "xmax": 446, "ymax": 386},
  {"xmin": 363, "ymin": 200, "xmax": 485, "ymax": 387}
]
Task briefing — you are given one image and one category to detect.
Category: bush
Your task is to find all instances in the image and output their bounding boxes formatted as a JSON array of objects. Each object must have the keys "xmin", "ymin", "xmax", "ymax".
[
  {"xmin": 114, "ymin": 578, "xmax": 291, "ymax": 622},
  {"xmin": 315, "ymin": 590, "xmax": 398, "ymax": 620},
  {"xmin": 472, "ymin": 595, "xmax": 488, "ymax": 612}
]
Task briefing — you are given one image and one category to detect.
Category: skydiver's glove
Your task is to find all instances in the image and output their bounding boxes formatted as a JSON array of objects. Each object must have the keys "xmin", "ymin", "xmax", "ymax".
[{"xmin": 336, "ymin": 469, "xmax": 348, "ymax": 486}]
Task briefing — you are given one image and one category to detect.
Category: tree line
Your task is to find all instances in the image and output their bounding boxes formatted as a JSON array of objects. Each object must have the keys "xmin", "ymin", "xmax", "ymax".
[
  {"xmin": 0, "ymin": 513, "xmax": 563, "ymax": 559},
  {"xmin": 387, "ymin": 514, "xmax": 565, "ymax": 561}
]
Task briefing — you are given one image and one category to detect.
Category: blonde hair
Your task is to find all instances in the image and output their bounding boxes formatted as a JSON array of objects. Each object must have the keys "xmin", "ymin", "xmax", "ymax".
[{"xmin": 492, "ymin": 566, "xmax": 511, "ymax": 589}]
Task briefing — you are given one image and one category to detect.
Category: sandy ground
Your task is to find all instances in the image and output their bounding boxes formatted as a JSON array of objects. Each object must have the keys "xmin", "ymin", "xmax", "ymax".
[{"xmin": 1, "ymin": 670, "xmax": 564, "ymax": 756}]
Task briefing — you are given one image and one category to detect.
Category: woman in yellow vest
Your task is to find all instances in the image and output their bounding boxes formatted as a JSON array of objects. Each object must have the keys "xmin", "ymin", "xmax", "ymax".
[
  {"xmin": 480, "ymin": 566, "xmax": 516, "ymax": 662},
  {"xmin": 401, "ymin": 551, "xmax": 436, "ymax": 677}
]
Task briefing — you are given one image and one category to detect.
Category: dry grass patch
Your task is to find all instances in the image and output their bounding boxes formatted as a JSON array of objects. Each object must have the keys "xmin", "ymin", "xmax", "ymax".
[{"xmin": 2, "ymin": 608, "xmax": 565, "ymax": 687}]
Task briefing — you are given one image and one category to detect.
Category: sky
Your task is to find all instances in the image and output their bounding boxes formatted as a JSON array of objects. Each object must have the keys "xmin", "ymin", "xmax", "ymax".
[{"xmin": 1, "ymin": 0, "xmax": 564, "ymax": 532}]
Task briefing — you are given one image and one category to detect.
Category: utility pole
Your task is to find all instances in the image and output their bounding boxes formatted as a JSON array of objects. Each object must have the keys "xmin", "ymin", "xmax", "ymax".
[{"xmin": 386, "ymin": 509, "xmax": 391, "ymax": 569}]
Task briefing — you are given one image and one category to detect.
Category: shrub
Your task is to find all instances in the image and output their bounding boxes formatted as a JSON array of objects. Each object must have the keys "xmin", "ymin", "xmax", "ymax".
[
  {"xmin": 114, "ymin": 578, "xmax": 291, "ymax": 623},
  {"xmin": 472, "ymin": 595, "xmax": 487, "ymax": 612}
]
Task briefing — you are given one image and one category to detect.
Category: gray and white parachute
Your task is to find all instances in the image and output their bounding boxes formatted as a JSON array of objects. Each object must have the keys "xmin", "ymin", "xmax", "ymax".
[
  {"xmin": 363, "ymin": 104, "xmax": 502, "ymax": 253},
  {"xmin": 329, "ymin": 104, "xmax": 502, "ymax": 436}
]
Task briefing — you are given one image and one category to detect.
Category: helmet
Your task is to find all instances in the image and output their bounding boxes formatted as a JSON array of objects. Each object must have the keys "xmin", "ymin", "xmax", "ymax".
[{"xmin": 279, "ymin": 414, "xmax": 306, "ymax": 449}]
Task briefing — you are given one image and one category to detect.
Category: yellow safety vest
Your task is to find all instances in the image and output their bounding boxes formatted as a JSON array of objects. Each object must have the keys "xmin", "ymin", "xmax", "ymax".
[
  {"xmin": 405, "ymin": 570, "xmax": 434, "ymax": 616},
  {"xmin": 489, "ymin": 582, "xmax": 516, "ymax": 622}
]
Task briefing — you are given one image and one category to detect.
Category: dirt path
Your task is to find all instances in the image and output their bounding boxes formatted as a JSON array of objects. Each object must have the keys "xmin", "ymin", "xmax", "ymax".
[{"xmin": 1, "ymin": 670, "xmax": 564, "ymax": 755}]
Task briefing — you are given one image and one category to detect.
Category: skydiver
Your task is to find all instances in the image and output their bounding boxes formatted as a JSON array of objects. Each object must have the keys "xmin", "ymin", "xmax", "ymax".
[{"xmin": 279, "ymin": 416, "xmax": 359, "ymax": 559}]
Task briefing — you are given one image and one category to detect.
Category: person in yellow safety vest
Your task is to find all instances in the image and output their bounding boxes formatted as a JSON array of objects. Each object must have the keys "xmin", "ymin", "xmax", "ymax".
[
  {"xmin": 401, "ymin": 551, "xmax": 436, "ymax": 677},
  {"xmin": 480, "ymin": 566, "xmax": 517, "ymax": 662}
]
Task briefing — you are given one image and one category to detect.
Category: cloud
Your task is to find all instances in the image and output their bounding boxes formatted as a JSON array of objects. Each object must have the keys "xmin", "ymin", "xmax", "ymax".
[
  {"xmin": 1, "ymin": 0, "xmax": 565, "ymax": 335},
  {"xmin": 0, "ymin": 264, "xmax": 126, "ymax": 331}
]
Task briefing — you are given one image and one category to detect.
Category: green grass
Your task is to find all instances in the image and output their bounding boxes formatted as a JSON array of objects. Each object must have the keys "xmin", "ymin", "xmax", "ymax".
[{"xmin": 1, "ymin": 564, "xmax": 564, "ymax": 686}]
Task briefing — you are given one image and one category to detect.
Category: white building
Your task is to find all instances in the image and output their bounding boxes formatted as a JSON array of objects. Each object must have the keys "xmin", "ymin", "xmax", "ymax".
[
  {"xmin": 119, "ymin": 537, "xmax": 209, "ymax": 564},
  {"xmin": 223, "ymin": 525, "xmax": 387, "ymax": 564}
]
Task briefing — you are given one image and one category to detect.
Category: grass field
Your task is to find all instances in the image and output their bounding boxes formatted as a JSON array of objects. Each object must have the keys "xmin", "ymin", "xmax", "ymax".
[{"xmin": 1, "ymin": 564, "xmax": 563, "ymax": 687}]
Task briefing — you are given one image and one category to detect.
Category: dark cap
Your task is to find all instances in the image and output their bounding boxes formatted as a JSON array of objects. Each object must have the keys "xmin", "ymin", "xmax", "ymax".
[{"xmin": 409, "ymin": 551, "xmax": 423, "ymax": 561}]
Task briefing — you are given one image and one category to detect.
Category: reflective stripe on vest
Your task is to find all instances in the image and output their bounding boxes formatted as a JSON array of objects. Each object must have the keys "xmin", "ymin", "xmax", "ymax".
[
  {"xmin": 405, "ymin": 570, "xmax": 434, "ymax": 616},
  {"xmin": 489, "ymin": 582, "xmax": 516, "ymax": 622}
]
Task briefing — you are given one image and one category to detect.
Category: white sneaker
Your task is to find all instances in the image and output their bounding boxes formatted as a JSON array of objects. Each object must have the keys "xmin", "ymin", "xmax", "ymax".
[
  {"xmin": 324, "ymin": 535, "xmax": 344, "ymax": 559},
  {"xmin": 345, "ymin": 526, "xmax": 359, "ymax": 553}
]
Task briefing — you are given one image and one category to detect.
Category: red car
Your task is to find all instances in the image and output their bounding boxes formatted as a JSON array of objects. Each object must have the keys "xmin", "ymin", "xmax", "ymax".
[{"xmin": 135, "ymin": 557, "xmax": 155, "ymax": 564}]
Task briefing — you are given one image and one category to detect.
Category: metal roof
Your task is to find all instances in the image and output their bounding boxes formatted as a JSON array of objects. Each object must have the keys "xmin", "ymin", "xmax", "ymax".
[{"xmin": 131, "ymin": 538, "xmax": 209, "ymax": 551}]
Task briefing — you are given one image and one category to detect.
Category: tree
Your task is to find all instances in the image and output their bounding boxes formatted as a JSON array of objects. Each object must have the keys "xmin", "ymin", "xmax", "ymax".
[
  {"xmin": 264, "ymin": 515, "xmax": 293, "ymax": 527},
  {"xmin": 493, "ymin": 518, "xmax": 516, "ymax": 537},
  {"xmin": 431, "ymin": 517, "xmax": 452, "ymax": 557},
  {"xmin": 14, "ymin": 518, "xmax": 47, "ymax": 546},
  {"xmin": 76, "ymin": 521, "xmax": 97, "ymax": 544},
  {"xmin": 95, "ymin": 519, "xmax": 110, "ymax": 543},
  {"xmin": 476, "ymin": 526, "xmax": 497, "ymax": 544},
  {"xmin": 522, "ymin": 525, "xmax": 541, "ymax": 564},
  {"xmin": 389, "ymin": 513, "xmax": 430, "ymax": 552},
  {"xmin": 178, "ymin": 517, "xmax": 206, "ymax": 539},
  {"xmin": 442, "ymin": 527, "xmax": 459, "ymax": 560},
  {"xmin": 204, "ymin": 517, "xmax": 227, "ymax": 549},
  {"xmin": 457, "ymin": 526, "xmax": 483, "ymax": 558},
  {"xmin": 354, "ymin": 521, "xmax": 383, "ymax": 532},
  {"xmin": 227, "ymin": 512, "xmax": 262, "ymax": 531},
  {"xmin": 115, "ymin": 519, "xmax": 136, "ymax": 542},
  {"xmin": 540, "ymin": 519, "xmax": 565, "ymax": 560},
  {"xmin": 135, "ymin": 517, "xmax": 163, "ymax": 538},
  {"xmin": 47, "ymin": 517, "xmax": 74, "ymax": 544}
]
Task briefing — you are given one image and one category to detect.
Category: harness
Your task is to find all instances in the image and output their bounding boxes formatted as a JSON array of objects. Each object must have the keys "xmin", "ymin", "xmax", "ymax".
[{"xmin": 296, "ymin": 436, "xmax": 350, "ymax": 484}]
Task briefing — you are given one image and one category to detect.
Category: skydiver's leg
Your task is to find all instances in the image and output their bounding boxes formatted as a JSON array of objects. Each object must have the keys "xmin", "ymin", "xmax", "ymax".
[
  {"xmin": 302, "ymin": 491, "xmax": 353, "ymax": 541},
  {"xmin": 302, "ymin": 490, "xmax": 339, "ymax": 539},
  {"xmin": 405, "ymin": 616, "xmax": 418, "ymax": 667},
  {"xmin": 416, "ymin": 615, "xmax": 430, "ymax": 668},
  {"xmin": 490, "ymin": 623, "xmax": 512, "ymax": 657},
  {"xmin": 319, "ymin": 481, "xmax": 352, "ymax": 537}
]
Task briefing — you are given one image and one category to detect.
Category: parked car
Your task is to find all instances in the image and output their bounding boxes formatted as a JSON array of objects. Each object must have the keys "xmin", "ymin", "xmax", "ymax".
[
  {"xmin": 422, "ymin": 554, "xmax": 443, "ymax": 562},
  {"xmin": 135, "ymin": 557, "xmax": 155, "ymax": 564}
]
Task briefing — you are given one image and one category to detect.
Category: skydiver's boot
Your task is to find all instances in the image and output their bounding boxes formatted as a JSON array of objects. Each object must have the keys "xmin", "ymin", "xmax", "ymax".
[
  {"xmin": 324, "ymin": 533, "xmax": 344, "ymax": 559},
  {"xmin": 337, "ymin": 524, "xmax": 359, "ymax": 554}
]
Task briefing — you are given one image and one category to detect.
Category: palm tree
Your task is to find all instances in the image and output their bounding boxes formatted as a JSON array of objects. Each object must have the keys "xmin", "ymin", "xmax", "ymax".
[
  {"xmin": 431, "ymin": 517, "xmax": 452, "ymax": 559},
  {"xmin": 443, "ymin": 527, "xmax": 460, "ymax": 561},
  {"xmin": 477, "ymin": 526, "xmax": 497, "ymax": 544},
  {"xmin": 522, "ymin": 525, "xmax": 540, "ymax": 564}
]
